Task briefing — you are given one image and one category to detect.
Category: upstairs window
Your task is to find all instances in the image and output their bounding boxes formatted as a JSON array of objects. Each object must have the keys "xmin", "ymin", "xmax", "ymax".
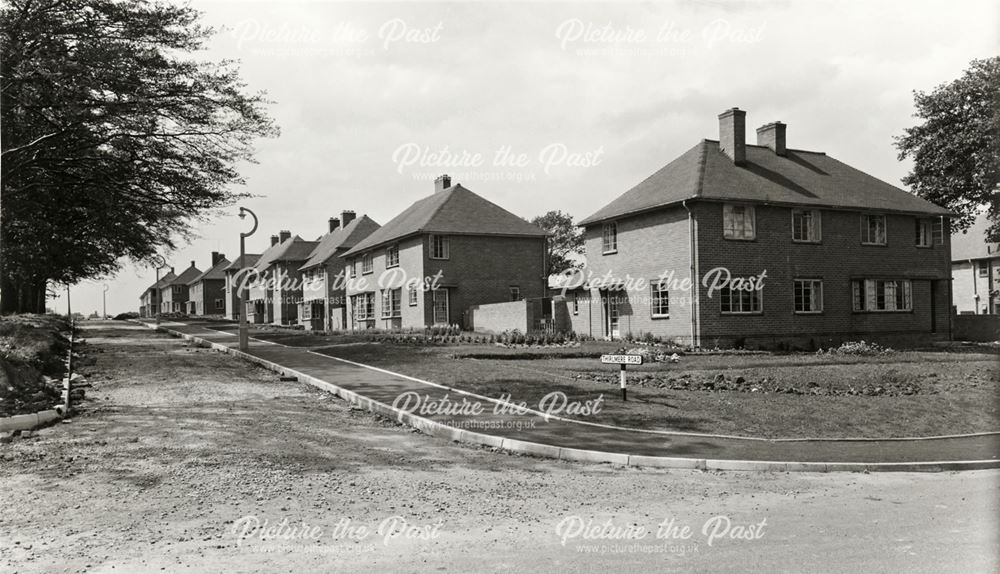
[
  {"xmin": 861, "ymin": 214, "xmax": 887, "ymax": 245},
  {"xmin": 509, "ymin": 286, "xmax": 521, "ymax": 301},
  {"xmin": 792, "ymin": 209, "xmax": 821, "ymax": 242},
  {"xmin": 349, "ymin": 259, "xmax": 357, "ymax": 278},
  {"xmin": 650, "ymin": 280, "xmax": 669, "ymax": 317},
  {"xmin": 430, "ymin": 235, "xmax": 449, "ymax": 259},
  {"xmin": 979, "ymin": 261, "xmax": 990, "ymax": 277},
  {"xmin": 723, "ymin": 204, "xmax": 755, "ymax": 240},
  {"xmin": 793, "ymin": 279, "xmax": 823, "ymax": 313},
  {"xmin": 361, "ymin": 253, "xmax": 373, "ymax": 274},
  {"xmin": 602, "ymin": 222, "xmax": 618, "ymax": 253},
  {"xmin": 931, "ymin": 218, "xmax": 945, "ymax": 245},
  {"xmin": 915, "ymin": 219, "xmax": 932, "ymax": 247},
  {"xmin": 852, "ymin": 279, "xmax": 911, "ymax": 312},
  {"xmin": 386, "ymin": 245, "xmax": 399, "ymax": 268}
]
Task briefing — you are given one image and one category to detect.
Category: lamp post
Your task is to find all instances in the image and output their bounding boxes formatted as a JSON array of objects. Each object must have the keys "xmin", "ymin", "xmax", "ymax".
[
  {"xmin": 153, "ymin": 255, "xmax": 168, "ymax": 326},
  {"xmin": 102, "ymin": 284, "xmax": 109, "ymax": 319},
  {"xmin": 238, "ymin": 207, "xmax": 259, "ymax": 352}
]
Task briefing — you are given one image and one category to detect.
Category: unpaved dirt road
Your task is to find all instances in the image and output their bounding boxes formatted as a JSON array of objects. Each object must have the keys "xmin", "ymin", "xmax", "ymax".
[{"xmin": 1, "ymin": 322, "xmax": 997, "ymax": 573}]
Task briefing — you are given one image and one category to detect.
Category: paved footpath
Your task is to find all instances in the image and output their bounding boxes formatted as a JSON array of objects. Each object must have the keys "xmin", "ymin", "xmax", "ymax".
[{"xmin": 142, "ymin": 319, "xmax": 999, "ymax": 468}]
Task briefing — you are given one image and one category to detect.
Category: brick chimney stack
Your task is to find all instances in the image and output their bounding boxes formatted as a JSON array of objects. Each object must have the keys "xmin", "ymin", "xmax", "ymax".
[
  {"xmin": 270, "ymin": 234, "xmax": 279, "ymax": 246},
  {"xmin": 279, "ymin": 230, "xmax": 291, "ymax": 243},
  {"xmin": 718, "ymin": 107, "xmax": 746, "ymax": 166},
  {"xmin": 211, "ymin": 251, "xmax": 225, "ymax": 266},
  {"xmin": 341, "ymin": 211, "xmax": 356, "ymax": 226},
  {"xmin": 756, "ymin": 121, "xmax": 787, "ymax": 156},
  {"xmin": 434, "ymin": 174, "xmax": 452, "ymax": 192},
  {"xmin": 329, "ymin": 217, "xmax": 340, "ymax": 233}
]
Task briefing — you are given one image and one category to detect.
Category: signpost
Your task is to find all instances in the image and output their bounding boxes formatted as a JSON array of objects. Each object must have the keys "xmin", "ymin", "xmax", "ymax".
[{"xmin": 600, "ymin": 354, "xmax": 643, "ymax": 401}]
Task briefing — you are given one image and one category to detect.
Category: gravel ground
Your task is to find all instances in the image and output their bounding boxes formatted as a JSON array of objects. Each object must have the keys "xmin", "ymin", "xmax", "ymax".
[{"xmin": 0, "ymin": 322, "xmax": 997, "ymax": 573}]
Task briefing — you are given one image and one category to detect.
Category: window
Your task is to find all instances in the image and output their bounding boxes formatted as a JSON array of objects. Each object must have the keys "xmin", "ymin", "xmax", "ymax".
[
  {"xmin": 349, "ymin": 259, "xmax": 357, "ymax": 278},
  {"xmin": 509, "ymin": 286, "xmax": 521, "ymax": 301},
  {"xmin": 381, "ymin": 288, "xmax": 401, "ymax": 318},
  {"xmin": 408, "ymin": 286, "xmax": 418, "ymax": 306},
  {"xmin": 172, "ymin": 285, "xmax": 182, "ymax": 294},
  {"xmin": 352, "ymin": 293, "xmax": 375, "ymax": 321},
  {"xmin": 572, "ymin": 293, "xmax": 579, "ymax": 315},
  {"xmin": 915, "ymin": 219, "xmax": 931, "ymax": 247},
  {"xmin": 720, "ymin": 286, "xmax": 761, "ymax": 314},
  {"xmin": 602, "ymin": 222, "xmax": 618, "ymax": 253},
  {"xmin": 793, "ymin": 279, "xmax": 823, "ymax": 313},
  {"xmin": 723, "ymin": 204, "xmax": 755, "ymax": 240},
  {"xmin": 931, "ymin": 218, "xmax": 944, "ymax": 245},
  {"xmin": 852, "ymin": 279, "xmax": 912, "ymax": 312},
  {"xmin": 361, "ymin": 253, "xmax": 373, "ymax": 274},
  {"xmin": 386, "ymin": 245, "xmax": 399, "ymax": 268},
  {"xmin": 651, "ymin": 280, "xmax": 669, "ymax": 317},
  {"xmin": 792, "ymin": 209, "xmax": 821, "ymax": 242},
  {"xmin": 861, "ymin": 214, "xmax": 887, "ymax": 245},
  {"xmin": 979, "ymin": 261, "xmax": 990, "ymax": 277},
  {"xmin": 214, "ymin": 299, "xmax": 224, "ymax": 310},
  {"xmin": 430, "ymin": 235, "xmax": 449, "ymax": 259}
]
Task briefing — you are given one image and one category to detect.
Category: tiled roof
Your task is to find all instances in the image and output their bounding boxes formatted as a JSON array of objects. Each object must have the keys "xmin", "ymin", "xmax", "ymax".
[
  {"xmin": 187, "ymin": 257, "xmax": 232, "ymax": 285},
  {"xmin": 578, "ymin": 140, "xmax": 952, "ymax": 226},
  {"xmin": 164, "ymin": 265, "xmax": 201, "ymax": 287},
  {"xmin": 253, "ymin": 236, "xmax": 319, "ymax": 272},
  {"xmin": 300, "ymin": 215, "xmax": 381, "ymax": 271},
  {"xmin": 951, "ymin": 212, "xmax": 1000, "ymax": 261},
  {"xmin": 223, "ymin": 254, "xmax": 261, "ymax": 272},
  {"xmin": 343, "ymin": 184, "xmax": 546, "ymax": 256}
]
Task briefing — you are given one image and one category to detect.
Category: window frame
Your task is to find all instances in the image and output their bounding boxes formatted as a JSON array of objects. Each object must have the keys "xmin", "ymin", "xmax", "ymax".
[
  {"xmin": 429, "ymin": 234, "xmax": 450, "ymax": 260},
  {"xmin": 386, "ymin": 244, "xmax": 400, "ymax": 268},
  {"xmin": 601, "ymin": 222, "xmax": 618, "ymax": 254},
  {"xmin": 915, "ymin": 219, "xmax": 932, "ymax": 248},
  {"xmin": 650, "ymin": 279, "xmax": 670, "ymax": 318},
  {"xmin": 719, "ymin": 285, "xmax": 762, "ymax": 314},
  {"xmin": 509, "ymin": 286, "xmax": 521, "ymax": 302},
  {"xmin": 852, "ymin": 279, "xmax": 912, "ymax": 312},
  {"xmin": 361, "ymin": 253, "xmax": 373, "ymax": 275},
  {"xmin": 978, "ymin": 261, "xmax": 990, "ymax": 277},
  {"xmin": 723, "ymin": 203, "xmax": 756, "ymax": 241},
  {"xmin": 791, "ymin": 209, "xmax": 821, "ymax": 243},
  {"xmin": 408, "ymin": 286, "xmax": 418, "ymax": 306},
  {"xmin": 793, "ymin": 279, "xmax": 823, "ymax": 314},
  {"xmin": 861, "ymin": 214, "xmax": 887, "ymax": 246}
]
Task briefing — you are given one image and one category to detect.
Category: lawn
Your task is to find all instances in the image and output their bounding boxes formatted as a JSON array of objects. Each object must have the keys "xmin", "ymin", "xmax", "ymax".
[{"xmin": 312, "ymin": 341, "xmax": 1000, "ymax": 439}]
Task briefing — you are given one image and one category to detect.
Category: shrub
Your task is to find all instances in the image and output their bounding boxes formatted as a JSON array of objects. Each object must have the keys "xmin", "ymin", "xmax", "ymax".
[{"xmin": 818, "ymin": 340, "xmax": 894, "ymax": 356}]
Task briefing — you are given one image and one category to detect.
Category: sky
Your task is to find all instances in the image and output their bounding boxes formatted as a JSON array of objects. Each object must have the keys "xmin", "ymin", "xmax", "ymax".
[{"xmin": 54, "ymin": 0, "xmax": 999, "ymax": 316}]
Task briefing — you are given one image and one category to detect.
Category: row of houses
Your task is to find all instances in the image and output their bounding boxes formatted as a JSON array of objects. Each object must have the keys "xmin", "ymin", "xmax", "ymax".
[{"xmin": 139, "ymin": 107, "xmax": 997, "ymax": 346}]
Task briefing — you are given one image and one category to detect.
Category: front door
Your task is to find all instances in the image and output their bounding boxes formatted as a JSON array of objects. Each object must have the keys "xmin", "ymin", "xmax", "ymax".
[
  {"xmin": 432, "ymin": 288, "xmax": 449, "ymax": 325},
  {"xmin": 603, "ymin": 292, "xmax": 620, "ymax": 339}
]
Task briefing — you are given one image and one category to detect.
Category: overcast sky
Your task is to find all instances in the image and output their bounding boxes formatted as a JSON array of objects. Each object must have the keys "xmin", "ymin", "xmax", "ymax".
[{"xmin": 59, "ymin": 0, "xmax": 998, "ymax": 316}]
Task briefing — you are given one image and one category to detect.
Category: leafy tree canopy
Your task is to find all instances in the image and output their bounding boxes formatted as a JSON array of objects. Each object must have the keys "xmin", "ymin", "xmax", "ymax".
[{"xmin": 531, "ymin": 210, "xmax": 584, "ymax": 275}]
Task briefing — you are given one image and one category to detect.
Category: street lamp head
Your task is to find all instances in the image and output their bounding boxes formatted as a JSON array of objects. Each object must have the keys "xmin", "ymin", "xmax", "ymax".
[{"xmin": 238, "ymin": 208, "xmax": 247, "ymax": 220}]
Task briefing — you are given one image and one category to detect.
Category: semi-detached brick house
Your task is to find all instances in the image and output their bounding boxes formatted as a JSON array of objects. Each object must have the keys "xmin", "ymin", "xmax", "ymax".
[
  {"xmin": 187, "ymin": 252, "xmax": 230, "ymax": 316},
  {"xmin": 223, "ymin": 253, "xmax": 260, "ymax": 320},
  {"xmin": 159, "ymin": 262, "xmax": 201, "ymax": 314},
  {"xmin": 298, "ymin": 211, "xmax": 380, "ymax": 331},
  {"xmin": 569, "ymin": 107, "xmax": 953, "ymax": 348},
  {"xmin": 342, "ymin": 176, "xmax": 548, "ymax": 329},
  {"xmin": 139, "ymin": 269, "xmax": 175, "ymax": 317},
  {"xmin": 246, "ymin": 231, "xmax": 318, "ymax": 325}
]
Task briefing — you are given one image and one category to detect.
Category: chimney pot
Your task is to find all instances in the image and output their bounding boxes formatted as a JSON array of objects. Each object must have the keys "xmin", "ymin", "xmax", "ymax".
[
  {"xmin": 718, "ymin": 107, "xmax": 747, "ymax": 166},
  {"xmin": 328, "ymin": 217, "xmax": 341, "ymax": 233},
  {"xmin": 279, "ymin": 230, "xmax": 291, "ymax": 243},
  {"xmin": 756, "ymin": 121, "xmax": 787, "ymax": 156},
  {"xmin": 434, "ymin": 174, "xmax": 452, "ymax": 192},
  {"xmin": 341, "ymin": 211, "xmax": 356, "ymax": 226},
  {"xmin": 270, "ymin": 234, "xmax": 279, "ymax": 246}
]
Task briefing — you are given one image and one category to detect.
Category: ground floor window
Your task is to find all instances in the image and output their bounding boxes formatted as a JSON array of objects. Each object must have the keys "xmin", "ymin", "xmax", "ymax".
[
  {"xmin": 352, "ymin": 293, "xmax": 375, "ymax": 321},
  {"xmin": 650, "ymin": 280, "xmax": 669, "ymax": 317},
  {"xmin": 720, "ymin": 286, "xmax": 761, "ymax": 314},
  {"xmin": 214, "ymin": 298, "xmax": 224, "ymax": 310},
  {"xmin": 381, "ymin": 288, "xmax": 402, "ymax": 318},
  {"xmin": 852, "ymin": 279, "xmax": 912, "ymax": 312},
  {"xmin": 793, "ymin": 279, "xmax": 823, "ymax": 313}
]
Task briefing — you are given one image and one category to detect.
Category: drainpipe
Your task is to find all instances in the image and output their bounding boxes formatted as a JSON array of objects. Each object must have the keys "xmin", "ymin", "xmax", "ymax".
[
  {"xmin": 970, "ymin": 259, "xmax": 977, "ymax": 314},
  {"xmin": 682, "ymin": 200, "xmax": 700, "ymax": 348}
]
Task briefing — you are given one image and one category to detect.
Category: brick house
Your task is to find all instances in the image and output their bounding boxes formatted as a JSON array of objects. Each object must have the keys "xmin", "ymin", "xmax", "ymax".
[
  {"xmin": 159, "ymin": 262, "xmax": 202, "ymax": 314},
  {"xmin": 568, "ymin": 107, "xmax": 953, "ymax": 348},
  {"xmin": 298, "ymin": 211, "xmax": 381, "ymax": 331},
  {"xmin": 187, "ymin": 252, "xmax": 230, "ymax": 316},
  {"xmin": 139, "ymin": 269, "xmax": 175, "ymax": 317},
  {"xmin": 246, "ymin": 231, "xmax": 318, "ymax": 325},
  {"xmin": 223, "ymin": 253, "xmax": 260, "ymax": 320},
  {"xmin": 342, "ymin": 176, "xmax": 548, "ymax": 329},
  {"xmin": 951, "ymin": 212, "xmax": 1000, "ymax": 315}
]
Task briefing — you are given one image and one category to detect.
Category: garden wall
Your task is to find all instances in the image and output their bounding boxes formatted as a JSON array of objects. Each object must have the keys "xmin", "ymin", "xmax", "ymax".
[{"xmin": 953, "ymin": 314, "xmax": 1000, "ymax": 342}]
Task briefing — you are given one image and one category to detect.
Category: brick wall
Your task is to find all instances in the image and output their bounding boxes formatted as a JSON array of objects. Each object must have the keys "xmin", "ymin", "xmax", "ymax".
[{"xmin": 467, "ymin": 300, "xmax": 530, "ymax": 333}]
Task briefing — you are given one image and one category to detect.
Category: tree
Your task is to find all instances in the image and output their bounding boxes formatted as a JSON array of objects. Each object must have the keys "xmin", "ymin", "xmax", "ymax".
[
  {"xmin": 895, "ymin": 57, "xmax": 1000, "ymax": 241},
  {"xmin": 531, "ymin": 210, "xmax": 584, "ymax": 275},
  {"xmin": 0, "ymin": 0, "xmax": 278, "ymax": 313}
]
